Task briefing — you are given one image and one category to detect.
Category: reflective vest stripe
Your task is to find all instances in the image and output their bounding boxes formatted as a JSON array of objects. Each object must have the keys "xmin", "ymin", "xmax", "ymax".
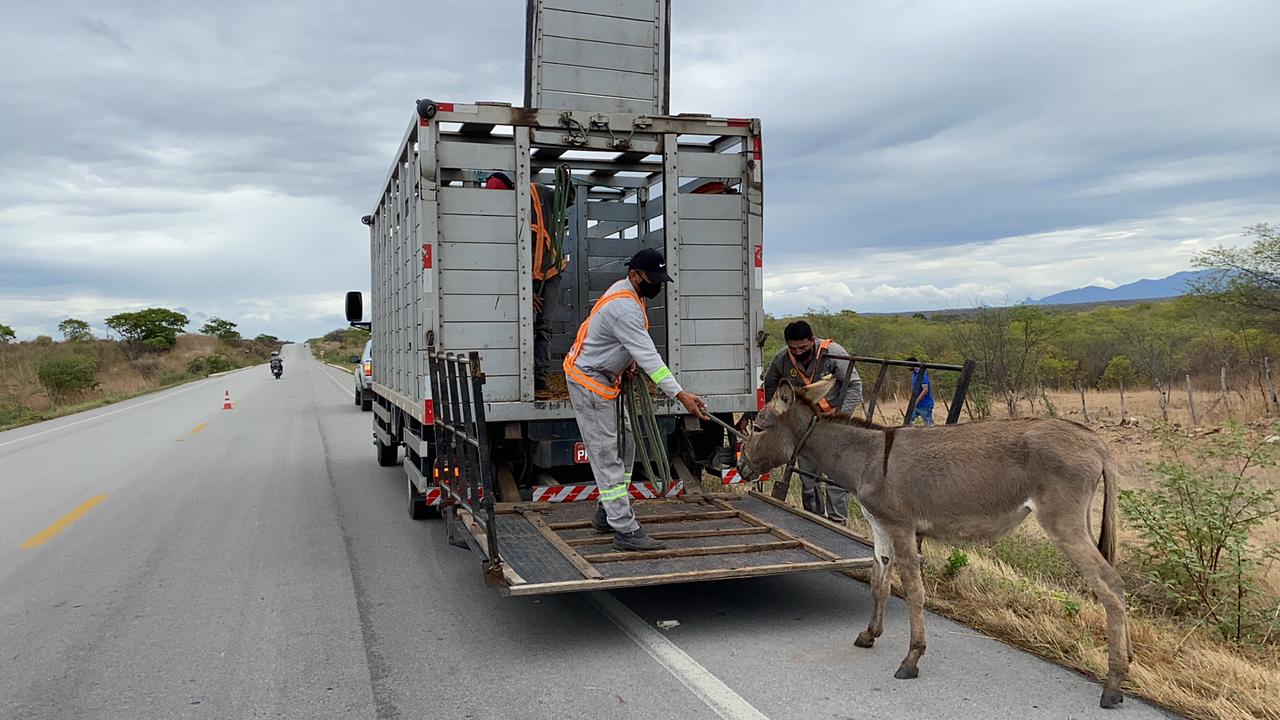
[
  {"xmin": 787, "ymin": 338, "xmax": 834, "ymax": 385},
  {"xmin": 563, "ymin": 289, "xmax": 648, "ymax": 400}
]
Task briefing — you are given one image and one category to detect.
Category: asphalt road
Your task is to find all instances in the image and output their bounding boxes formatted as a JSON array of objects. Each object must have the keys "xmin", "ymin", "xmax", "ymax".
[{"xmin": 0, "ymin": 345, "xmax": 1177, "ymax": 719}]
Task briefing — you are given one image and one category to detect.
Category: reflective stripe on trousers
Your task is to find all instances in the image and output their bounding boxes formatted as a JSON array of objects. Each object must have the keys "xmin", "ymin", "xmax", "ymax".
[{"xmin": 568, "ymin": 379, "xmax": 638, "ymax": 533}]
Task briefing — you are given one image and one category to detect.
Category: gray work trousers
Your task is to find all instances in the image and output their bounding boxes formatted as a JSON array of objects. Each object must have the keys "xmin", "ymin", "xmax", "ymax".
[
  {"xmin": 568, "ymin": 379, "xmax": 638, "ymax": 533},
  {"xmin": 799, "ymin": 456, "xmax": 851, "ymax": 523}
]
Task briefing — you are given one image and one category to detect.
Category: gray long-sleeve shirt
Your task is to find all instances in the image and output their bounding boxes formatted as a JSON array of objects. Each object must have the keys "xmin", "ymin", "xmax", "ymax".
[
  {"xmin": 762, "ymin": 339, "xmax": 862, "ymax": 415},
  {"xmin": 565, "ymin": 278, "xmax": 683, "ymax": 399}
]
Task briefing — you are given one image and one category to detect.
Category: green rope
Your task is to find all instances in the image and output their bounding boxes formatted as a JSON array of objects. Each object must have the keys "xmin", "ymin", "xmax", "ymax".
[
  {"xmin": 619, "ymin": 373, "xmax": 672, "ymax": 496},
  {"xmin": 536, "ymin": 164, "xmax": 573, "ymax": 297}
]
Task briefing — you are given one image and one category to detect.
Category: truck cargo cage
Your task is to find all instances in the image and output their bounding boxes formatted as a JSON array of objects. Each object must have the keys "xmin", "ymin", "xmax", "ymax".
[{"xmin": 427, "ymin": 348, "xmax": 502, "ymax": 583}]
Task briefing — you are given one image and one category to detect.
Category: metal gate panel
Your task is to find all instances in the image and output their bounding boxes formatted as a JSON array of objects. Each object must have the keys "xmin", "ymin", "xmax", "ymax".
[{"xmin": 526, "ymin": 0, "xmax": 670, "ymax": 115}]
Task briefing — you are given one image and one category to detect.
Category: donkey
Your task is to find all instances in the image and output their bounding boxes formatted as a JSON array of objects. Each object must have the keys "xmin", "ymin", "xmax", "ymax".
[{"xmin": 737, "ymin": 380, "xmax": 1130, "ymax": 708}]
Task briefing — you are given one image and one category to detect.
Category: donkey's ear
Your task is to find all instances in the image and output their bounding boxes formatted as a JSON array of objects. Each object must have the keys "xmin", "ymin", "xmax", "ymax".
[
  {"xmin": 774, "ymin": 382, "xmax": 796, "ymax": 409},
  {"xmin": 799, "ymin": 378, "xmax": 836, "ymax": 405}
]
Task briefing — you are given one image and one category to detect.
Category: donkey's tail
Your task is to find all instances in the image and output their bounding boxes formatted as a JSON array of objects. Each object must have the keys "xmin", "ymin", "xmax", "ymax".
[{"xmin": 1097, "ymin": 453, "xmax": 1119, "ymax": 564}]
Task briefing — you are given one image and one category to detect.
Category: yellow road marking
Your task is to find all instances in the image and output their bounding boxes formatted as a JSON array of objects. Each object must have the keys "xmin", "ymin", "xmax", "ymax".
[
  {"xmin": 191, "ymin": 422, "xmax": 207, "ymax": 434},
  {"xmin": 21, "ymin": 495, "xmax": 107, "ymax": 549}
]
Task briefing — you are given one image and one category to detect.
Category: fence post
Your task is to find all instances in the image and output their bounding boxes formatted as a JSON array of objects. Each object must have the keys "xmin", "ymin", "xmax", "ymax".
[
  {"xmin": 1186, "ymin": 374, "xmax": 1199, "ymax": 427},
  {"xmin": 1267, "ymin": 357, "xmax": 1279, "ymax": 414},
  {"xmin": 1076, "ymin": 380, "xmax": 1090, "ymax": 424},
  {"xmin": 1221, "ymin": 365, "xmax": 1230, "ymax": 414}
]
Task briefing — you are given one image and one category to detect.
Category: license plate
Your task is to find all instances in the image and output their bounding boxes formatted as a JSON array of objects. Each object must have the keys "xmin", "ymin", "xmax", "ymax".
[{"xmin": 573, "ymin": 442, "xmax": 589, "ymax": 464}]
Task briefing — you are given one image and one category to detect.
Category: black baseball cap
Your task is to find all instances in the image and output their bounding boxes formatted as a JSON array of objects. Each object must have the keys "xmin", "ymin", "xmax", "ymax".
[{"xmin": 626, "ymin": 248, "xmax": 672, "ymax": 283}]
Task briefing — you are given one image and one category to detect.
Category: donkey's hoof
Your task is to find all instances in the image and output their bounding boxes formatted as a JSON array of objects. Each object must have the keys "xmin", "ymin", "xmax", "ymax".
[
  {"xmin": 854, "ymin": 632, "xmax": 875, "ymax": 649},
  {"xmin": 893, "ymin": 664, "xmax": 919, "ymax": 680},
  {"xmin": 1100, "ymin": 688, "xmax": 1124, "ymax": 708}
]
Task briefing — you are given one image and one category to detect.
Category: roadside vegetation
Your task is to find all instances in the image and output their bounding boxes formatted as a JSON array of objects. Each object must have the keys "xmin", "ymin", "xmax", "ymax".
[
  {"xmin": 0, "ymin": 310, "xmax": 281, "ymax": 431},
  {"xmin": 751, "ymin": 225, "xmax": 1280, "ymax": 719},
  {"xmin": 307, "ymin": 327, "xmax": 370, "ymax": 373}
]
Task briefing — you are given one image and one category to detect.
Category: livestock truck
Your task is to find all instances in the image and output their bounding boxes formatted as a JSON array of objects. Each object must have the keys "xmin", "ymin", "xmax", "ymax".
[{"xmin": 343, "ymin": 0, "xmax": 883, "ymax": 595}]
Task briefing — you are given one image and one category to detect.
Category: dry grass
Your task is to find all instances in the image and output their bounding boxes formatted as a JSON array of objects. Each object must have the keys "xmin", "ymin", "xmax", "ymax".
[
  {"xmin": 0, "ymin": 334, "xmax": 270, "ymax": 431},
  {"xmin": 716, "ymin": 404, "xmax": 1280, "ymax": 719},
  {"xmin": 914, "ymin": 545, "xmax": 1280, "ymax": 720}
]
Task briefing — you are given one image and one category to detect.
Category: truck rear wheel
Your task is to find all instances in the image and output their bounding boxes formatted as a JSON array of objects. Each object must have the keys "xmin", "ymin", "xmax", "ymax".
[
  {"xmin": 361, "ymin": 392, "xmax": 373, "ymax": 412},
  {"xmin": 376, "ymin": 437, "xmax": 398, "ymax": 467},
  {"xmin": 407, "ymin": 476, "xmax": 431, "ymax": 520}
]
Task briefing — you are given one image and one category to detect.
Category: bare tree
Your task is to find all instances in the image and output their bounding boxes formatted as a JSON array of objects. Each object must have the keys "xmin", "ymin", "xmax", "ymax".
[
  {"xmin": 1111, "ymin": 317, "xmax": 1180, "ymax": 421},
  {"xmin": 950, "ymin": 305, "xmax": 1062, "ymax": 417},
  {"xmin": 1192, "ymin": 223, "xmax": 1280, "ymax": 316}
]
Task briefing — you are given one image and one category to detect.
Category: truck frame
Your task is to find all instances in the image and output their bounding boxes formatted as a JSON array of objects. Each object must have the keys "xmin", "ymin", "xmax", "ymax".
[{"xmin": 344, "ymin": 0, "xmax": 970, "ymax": 595}]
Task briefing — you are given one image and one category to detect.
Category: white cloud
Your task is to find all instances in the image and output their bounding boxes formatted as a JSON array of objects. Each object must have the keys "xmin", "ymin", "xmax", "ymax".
[
  {"xmin": 763, "ymin": 199, "xmax": 1272, "ymax": 315},
  {"xmin": 1, "ymin": 0, "xmax": 1278, "ymax": 338}
]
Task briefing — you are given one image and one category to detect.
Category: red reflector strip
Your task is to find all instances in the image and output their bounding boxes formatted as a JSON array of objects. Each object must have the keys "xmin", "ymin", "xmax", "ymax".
[
  {"xmin": 757, "ymin": 388, "xmax": 766, "ymax": 410},
  {"xmin": 423, "ymin": 487, "xmax": 442, "ymax": 506},
  {"xmin": 727, "ymin": 118, "xmax": 751, "ymax": 127},
  {"xmin": 723, "ymin": 468, "xmax": 770, "ymax": 484},
  {"xmin": 422, "ymin": 243, "xmax": 432, "ymax": 269},
  {"xmin": 752, "ymin": 135, "xmax": 763, "ymax": 160},
  {"xmin": 754, "ymin": 244, "xmax": 763, "ymax": 268},
  {"xmin": 530, "ymin": 481, "xmax": 685, "ymax": 502},
  {"xmin": 424, "ymin": 399, "xmax": 435, "ymax": 425},
  {"xmin": 437, "ymin": 102, "xmax": 455, "ymax": 112}
]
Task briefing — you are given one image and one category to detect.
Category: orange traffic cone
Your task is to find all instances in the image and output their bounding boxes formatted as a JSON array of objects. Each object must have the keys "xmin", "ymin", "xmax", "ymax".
[{"xmin": 222, "ymin": 390, "xmax": 234, "ymax": 410}]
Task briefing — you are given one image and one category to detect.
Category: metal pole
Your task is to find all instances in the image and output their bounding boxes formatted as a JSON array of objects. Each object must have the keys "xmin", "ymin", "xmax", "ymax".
[
  {"xmin": 467, "ymin": 351, "xmax": 498, "ymax": 567},
  {"xmin": 902, "ymin": 365, "xmax": 923, "ymax": 426},
  {"xmin": 946, "ymin": 360, "xmax": 975, "ymax": 425},
  {"xmin": 864, "ymin": 362, "xmax": 889, "ymax": 423}
]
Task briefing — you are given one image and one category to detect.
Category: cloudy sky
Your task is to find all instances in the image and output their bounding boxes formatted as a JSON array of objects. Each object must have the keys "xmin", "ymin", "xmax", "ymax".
[{"xmin": 2, "ymin": 0, "xmax": 1277, "ymax": 341}]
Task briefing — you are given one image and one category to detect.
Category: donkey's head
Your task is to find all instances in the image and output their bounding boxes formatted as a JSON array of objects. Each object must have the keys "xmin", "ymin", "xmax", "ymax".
[{"xmin": 737, "ymin": 379, "xmax": 834, "ymax": 481}]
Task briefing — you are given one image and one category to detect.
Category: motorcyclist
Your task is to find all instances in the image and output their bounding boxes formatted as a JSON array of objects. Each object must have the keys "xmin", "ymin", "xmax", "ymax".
[{"xmin": 270, "ymin": 351, "xmax": 283, "ymax": 377}]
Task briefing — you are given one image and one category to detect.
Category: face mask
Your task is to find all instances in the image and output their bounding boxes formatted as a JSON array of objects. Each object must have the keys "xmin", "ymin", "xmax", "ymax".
[
  {"xmin": 791, "ymin": 347, "xmax": 813, "ymax": 363},
  {"xmin": 637, "ymin": 279, "xmax": 663, "ymax": 299}
]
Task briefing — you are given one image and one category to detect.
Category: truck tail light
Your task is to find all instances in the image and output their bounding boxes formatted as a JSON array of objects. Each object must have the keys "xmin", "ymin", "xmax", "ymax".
[{"xmin": 363, "ymin": 361, "xmax": 373, "ymax": 377}]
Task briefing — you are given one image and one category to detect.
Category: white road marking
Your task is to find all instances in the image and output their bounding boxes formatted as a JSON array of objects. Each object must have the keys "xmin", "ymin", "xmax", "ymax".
[
  {"xmin": 316, "ymin": 358, "xmax": 763, "ymax": 718},
  {"xmin": 0, "ymin": 376, "xmax": 227, "ymax": 451},
  {"xmin": 587, "ymin": 591, "xmax": 770, "ymax": 720},
  {"xmin": 320, "ymin": 367, "xmax": 354, "ymax": 396}
]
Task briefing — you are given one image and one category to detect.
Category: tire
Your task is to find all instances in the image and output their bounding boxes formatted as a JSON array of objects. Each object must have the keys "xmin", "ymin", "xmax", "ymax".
[
  {"xmin": 354, "ymin": 388, "xmax": 362, "ymax": 406},
  {"xmin": 361, "ymin": 392, "xmax": 373, "ymax": 412},
  {"xmin": 376, "ymin": 437, "xmax": 398, "ymax": 467},
  {"xmin": 408, "ymin": 476, "xmax": 430, "ymax": 520}
]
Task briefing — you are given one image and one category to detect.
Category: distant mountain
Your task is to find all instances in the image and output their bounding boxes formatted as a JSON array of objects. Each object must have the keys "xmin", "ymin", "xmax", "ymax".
[{"xmin": 1031, "ymin": 270, "xmax": 1214, "ymax": 306}]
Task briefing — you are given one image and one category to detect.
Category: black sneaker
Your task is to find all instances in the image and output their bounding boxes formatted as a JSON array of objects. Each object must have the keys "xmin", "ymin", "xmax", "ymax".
[
  {"xmin": 613, "ymin": 528, "xmax": 667, "ymax": 551},
  {"xmin": 591, "ymin": 504, "xmax": 611, "ymax": 534}
]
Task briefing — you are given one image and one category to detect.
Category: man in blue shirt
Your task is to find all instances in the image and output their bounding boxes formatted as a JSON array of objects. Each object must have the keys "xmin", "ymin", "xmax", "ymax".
[{"xmin": 906, "ymin": 356, "xmax": 934, "ymax": 426}]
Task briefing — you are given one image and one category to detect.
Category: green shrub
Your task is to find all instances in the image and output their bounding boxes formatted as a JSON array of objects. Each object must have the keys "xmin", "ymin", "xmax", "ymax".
[
  {"xmin": 944, "ymin": 548, "xmax": 970, "ymax": 578},
  {"xmin": 1119, "ymin": 423, "xmax": 1280, "ymax": 644},
  {"xmin": 36, "ymin": 355, "xmax": 98, "ymax": 397},
  {"xmin": 993, "ymin": 534, "xmax": 1076, "ymax": 587},
  {"xmin": 187, "ymin": 355, "xmax": 236, "ymax": 376},
  {"xmin": 206, "ymin": 355, "xmax": 235, "ymax": 373}
]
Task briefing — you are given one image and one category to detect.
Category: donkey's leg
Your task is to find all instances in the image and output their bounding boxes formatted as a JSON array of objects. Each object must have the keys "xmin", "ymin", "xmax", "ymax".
[
  {"xmin": 855, "ymin": 508, "xmax": 894, "ymax": 648},
  {"xmin": 889, "ymin": 528, "xmax": 927, "ymax": 680},
  {"xmin": 1040, "ymin": 511, "xmax": 1130, "ymax": 708}
]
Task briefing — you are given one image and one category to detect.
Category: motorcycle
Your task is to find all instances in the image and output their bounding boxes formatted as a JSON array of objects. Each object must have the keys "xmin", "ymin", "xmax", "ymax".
[{"xmin": 271, "ymin": 363, "xmax": 283, "ymax": 379}]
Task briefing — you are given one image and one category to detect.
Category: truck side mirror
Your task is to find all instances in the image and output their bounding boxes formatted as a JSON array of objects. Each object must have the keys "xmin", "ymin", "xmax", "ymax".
[
  {"xmin": 345, "ymin": 291, "xmax": 363, "ymax": 322},
  {"xmin": 349, "ymin": 355, "xmax": 361, "ymax": 364}
]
